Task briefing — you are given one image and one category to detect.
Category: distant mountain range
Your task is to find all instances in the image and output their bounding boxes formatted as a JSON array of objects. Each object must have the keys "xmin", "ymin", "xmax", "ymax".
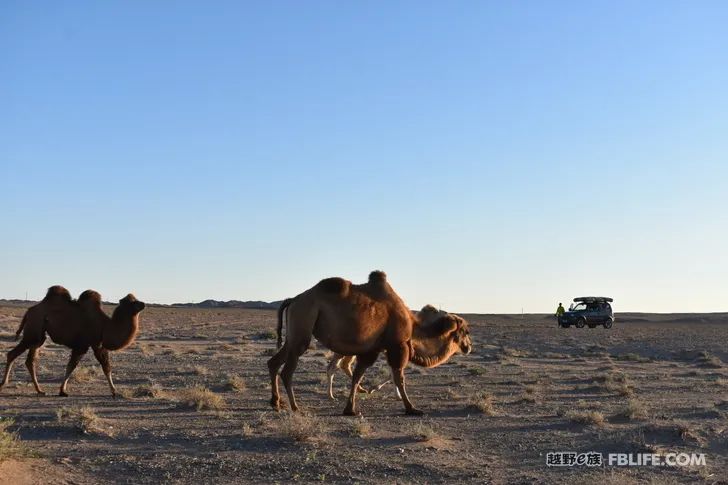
[{"xmin": 171, "ymin": 299, "xmax": 284, "ymax": 310}]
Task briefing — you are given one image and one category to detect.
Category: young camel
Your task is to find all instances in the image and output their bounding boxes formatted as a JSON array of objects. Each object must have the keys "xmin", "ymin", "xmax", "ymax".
[
  {"xmin": 0, "ymin": 286, "xmax": 145, "ymax": 397},
  {"xmin": 326, "ymin": 305, "xmax": 472, "ymax": 399},
  {"xmin": 268, "ymin": 271, "xmax": 472, "ymax": 416}
]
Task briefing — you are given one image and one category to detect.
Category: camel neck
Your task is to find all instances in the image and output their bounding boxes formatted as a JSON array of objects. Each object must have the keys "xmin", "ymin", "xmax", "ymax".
[{"xmin": 102, "ymin": 312, "xmax": 139, "ymax": 351}]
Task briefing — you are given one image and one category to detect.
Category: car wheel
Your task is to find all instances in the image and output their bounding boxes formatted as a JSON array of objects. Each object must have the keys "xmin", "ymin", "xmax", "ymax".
[
  {"xmin": 603, "ymin": 320, "xmax": 613, "ymax": 329},
  {"xmin": 575, "ymin": 319, "xmax": 586, "ymax": 328}
]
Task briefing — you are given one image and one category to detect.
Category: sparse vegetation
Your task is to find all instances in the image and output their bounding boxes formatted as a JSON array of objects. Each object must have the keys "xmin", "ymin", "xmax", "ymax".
[
  {"xmin": 223, "ymin": 374, "xmax": 246, "ymax": 392},
  {"xmin": 0, "ymin": 418, "xmax": 25, "ymax": 462},
  {"xmin": 70, "ymin": 365, "xmax": 100, "ymax": 383},
  {"xmin": 278, "ymin": 412, "xmax": 324, "ymax": 442},
  {"xmin": 56, "ymin": 406, "xmax": 111, "ymax": 436},
  {"xmin": 565, "ymin": 410, "xmax": 605, "ymax": 427},
  {"xmin": 349, "ymin": 417, "xmax": 372, "ymax": 438},
  {"xmin": 412, "ymin": 421, "xmax": 439, "ymax": 442},
  {"xmin": 694, "ymin": 352, "xmax": 723, "ymax": 369},
  {"xmin": 132, "ymin": 383, "xmax": 166, "ymax": 399},
  {"xmin": 617, "ymin": 398, "xmax": 648, "ymax": 420},
  {"xmin": 467, "ymin": 391, "xmax": 497, "ymax": 415},
  {"xmin": 174, "ymin": 386, "xmax": 226, "ymax": 411}
]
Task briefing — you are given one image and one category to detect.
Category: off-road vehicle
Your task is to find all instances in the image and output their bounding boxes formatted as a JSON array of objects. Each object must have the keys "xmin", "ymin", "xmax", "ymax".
[{"xmin": 558, "ymin": 297, "xmax": 614, "ymax": 329}]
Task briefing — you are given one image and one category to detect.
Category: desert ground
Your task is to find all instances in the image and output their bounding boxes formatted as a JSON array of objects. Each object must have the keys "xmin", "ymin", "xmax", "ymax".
[{"xmin": 1, "ymin": 304, "xmax": 726, "ymax": 484}]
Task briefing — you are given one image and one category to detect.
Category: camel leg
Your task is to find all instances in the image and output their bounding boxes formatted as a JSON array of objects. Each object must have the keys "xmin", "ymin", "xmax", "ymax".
[
  {"xmin": 25, "ymin": 346, "xmax": 45, "ymax": 395},
  {"xmin": 92, "ymin": 346, "xmax": 116, "ymax": 398},
  {"xmin": 280, "ymin": 339, "xmax": 309, "ymax": 412},
  {"xmin": 0, "ymin": 340, "xmax": 31, "ymax": 391},
  {"xmin": 343, "ymin": 351, "xmax": 378, "ymax": 416},
  {"xmin": 326, "ymin": 355, "xmax": 342, "ymax": 400},
  {"xmin": 59, "ymin": 348, "xmax": 87, "ymax": 397},
  {"xmin": 339, "ymin": 356, "xmax": 368, "ymax": 394},
  {"xmin": 387, "ymin": 344, "xmax": 422, "ymax": 415},
  {"xmin": 267, "ymin": 345, "xmax": 288, "ymax": 410}
]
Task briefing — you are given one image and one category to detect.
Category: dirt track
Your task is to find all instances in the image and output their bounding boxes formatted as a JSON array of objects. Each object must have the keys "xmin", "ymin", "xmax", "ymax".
[{"xmin": 1, "ymin": 305, "xmax": 727, "ymax": 484}]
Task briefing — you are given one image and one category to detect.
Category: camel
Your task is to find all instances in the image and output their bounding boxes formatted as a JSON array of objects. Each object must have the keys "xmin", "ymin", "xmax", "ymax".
[
  {"xmin": 268, "ymin": 271, "xmax": 472, "ymax": 416},
  {"xmin": 325, "ymin": 305, "xmax": 472, "ymax": 399},
  {"xmin": 0, "ymin": 286, "xmax": 145, "ymax": 397}
]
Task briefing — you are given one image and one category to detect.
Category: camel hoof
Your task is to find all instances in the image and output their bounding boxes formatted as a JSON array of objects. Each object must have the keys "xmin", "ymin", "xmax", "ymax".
[
  {"xmin": 270, "ymin": 397, "xmax": 281, "ymax": 410},
  {"xmin": 343, "ymin": 407, "xmax": 359, "ymax": 416},
  {"xmin": 36, "ymin": 390, "xmax": 46, "ymax": 396},
  {"xmin": 405, "ymin": 407, "xmax": 424, "ymax": 416},
  {"xmin": 59, "ymin": 391, "xmax": 69, "ymax": 397}
]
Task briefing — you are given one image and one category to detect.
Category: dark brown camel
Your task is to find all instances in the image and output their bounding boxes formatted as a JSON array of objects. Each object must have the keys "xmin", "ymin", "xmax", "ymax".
[
  {"xmin": 268, "ymin": 271, "xmax": 472, "ymax": 416},
  {"xmin": 0, "ymin": 286, "xmax": 145, "ymax": 397}
]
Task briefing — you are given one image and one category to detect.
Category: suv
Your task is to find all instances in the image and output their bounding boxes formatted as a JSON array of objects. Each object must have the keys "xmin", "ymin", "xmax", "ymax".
[{"xmin": 559, "ymin": 297, "xmax": 614, "ymax": 329}]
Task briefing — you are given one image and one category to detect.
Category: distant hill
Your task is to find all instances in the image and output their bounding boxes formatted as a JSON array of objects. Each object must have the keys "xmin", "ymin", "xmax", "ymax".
[{"xmin": 171, "ymin": 299, "xmax": 283, "ymax": 310}]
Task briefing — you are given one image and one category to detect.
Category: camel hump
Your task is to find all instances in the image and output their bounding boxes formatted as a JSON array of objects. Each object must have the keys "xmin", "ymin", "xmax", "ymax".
[
  {"xmin": 317, "ymin": 277, "xmax": 350, "ymax": 296},
  {"xmin": 78, "ymin": 290, "xmax": 102, "ymax": 306},
  {"xmin": 368, "ymin": 270, "xmax": 387, "ymax": 285},
  {"xmin": 44, "ymin": 285, "xmax": 72, "ymax": 302}
]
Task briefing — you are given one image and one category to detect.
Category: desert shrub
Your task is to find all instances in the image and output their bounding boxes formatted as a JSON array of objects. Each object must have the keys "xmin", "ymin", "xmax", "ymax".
[
  {"xmin": 0, "ymin": 418, "xmax": 25, "ymax": 461},
  {"xmin": 412, "ymin": 421, "xmax": 439, "ymax": 442},
  {"xmin": 278, "ymin": 412, "xmax": 325, "ymax": 442},
  {"xmin": 566, "ymin": 410, "xmax": 605, "ymax": 426},
  {"xmin": 56, "ymin": 406, "xmax": 110, "ymax": 436},
  {"xmin": 223, "ymin": 374, "xmax": 246, "ymax": 392},
  {"xmin": 617, "ymin": 399, "xmax": 648, "ymax": 420},
  {"xmin": 174, "ymin": 387, "xmax": 226, "ymax": 411},
  {"xmin": 695, "ymin": 352, "xmax": 723, "ymax": 369},
  {"xmin": 466, "ymin": 391, "xmax": 497, "ymax": 415},
  {"xmin": 70, "ymin": 366, "xmax": 100, "ymax": 383},
  {"xmin": 349, "ymin": 418, "xmax": 372, "ymax": 438}
]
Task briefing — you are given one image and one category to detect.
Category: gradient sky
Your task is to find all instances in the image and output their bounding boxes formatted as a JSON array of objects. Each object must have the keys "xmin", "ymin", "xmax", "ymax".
[{"xmin": 2, "ymin": 2, "xmax": 727, "ymax": 313}]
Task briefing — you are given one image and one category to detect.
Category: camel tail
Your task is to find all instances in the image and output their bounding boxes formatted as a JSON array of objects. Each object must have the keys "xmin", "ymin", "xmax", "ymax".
[
  {"xmin": 277, "ymin": 298, "xmax": 293, "ymax": 348},
  {"xmin": 14, "ymin": 314, "xmax": 27, "ymax": 341}
]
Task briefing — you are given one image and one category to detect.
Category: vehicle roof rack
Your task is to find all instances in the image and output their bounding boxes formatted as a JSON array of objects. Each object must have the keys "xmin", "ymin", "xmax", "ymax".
[{"xmin": 573, "ymin": 296, "xmax": 613, "ymax": 303}]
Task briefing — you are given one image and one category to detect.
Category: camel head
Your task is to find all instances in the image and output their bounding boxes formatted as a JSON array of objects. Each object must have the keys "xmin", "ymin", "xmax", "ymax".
[
  {"xmin": 410, "ymin": 310, "xmax": 472, "ymax": 368},
  {"xmin": 435, "ymin": 313, "xmax": 472, "ymax": 356},
  {"xmin": 104, "ymin": 293, "xmax": 145, "ymax": 351},
  {"xmin": 113, "ymin": 294, "xmax": 146, "ymax": 317}
]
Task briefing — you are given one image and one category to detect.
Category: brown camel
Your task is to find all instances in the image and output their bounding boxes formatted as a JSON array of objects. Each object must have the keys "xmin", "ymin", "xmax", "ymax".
[
  {"xmin": 326, "ymin": 305, "xmax": 472, "ymax": 399},
  {"xmin": 268, "ymin": 271, "xmax": 472, "ymax": 416},
  {"xmin": 0, "ymin": 286, "xmax": 145, "ymax": 397}
]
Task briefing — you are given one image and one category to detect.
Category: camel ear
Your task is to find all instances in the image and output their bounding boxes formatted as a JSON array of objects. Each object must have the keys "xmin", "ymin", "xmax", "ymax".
[{"xmin": 432, "ymin": 315, "xmax": 459, "ymax": 336}]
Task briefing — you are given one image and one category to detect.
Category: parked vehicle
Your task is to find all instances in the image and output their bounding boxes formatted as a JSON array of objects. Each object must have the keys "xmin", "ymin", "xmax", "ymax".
[{"xmin": 558, "ymin": 297, "xmax": 614, "ymax": 329}]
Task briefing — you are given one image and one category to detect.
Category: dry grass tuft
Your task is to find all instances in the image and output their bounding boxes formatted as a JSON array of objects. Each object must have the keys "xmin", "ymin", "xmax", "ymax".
[
  {"xmin": 223, "ymin": 374, "xmax": 246, "ymax": 392},
  {"xmin": 70, "ymin": 365, "xmax": 100, "ymax": 383},
  {"xmin": 174, "ymin": 386, "xmax": 226, "ymax": 411},
  {"xmin": 412, "ymin": 421, "xmax": 440, "ymax": 442},
  {"xmin": 132, "ymin": 383, "xmax": 167, "ymax": 399},
  {"xmin": 192, "ymin": 365, "xmax": 210, "ymax": 377},
  {"xmin": 349, "ymin": 417, "xmax": 372, "ymax": 438},
  {"xmin": 56, "ymin": 406, "xmax": 111, "ymax": 436},
  {"xmin": 594, "ymin": 371, "xmax": 633, "ymax": 396},
  {"xmin": 565, "ymin": 410, "xmax": 605, "ymax": 427},
  {"xmin": 618, "ymin": 398, "xmax": 649, "ymax": 420},
  {"xmin": 695, "ymin": 352, "xmax": 723, "ymax": 369},
  {"xmin": 278, "ymin": 412, "xmax": 325, "ymax": 442},
  {"xmin": 466, "ymin": 391, "xmax": 497, "ymax": 415},
  {"xmin": 0, "ymin": 418, "xmax": 26, "ymax": 462}
]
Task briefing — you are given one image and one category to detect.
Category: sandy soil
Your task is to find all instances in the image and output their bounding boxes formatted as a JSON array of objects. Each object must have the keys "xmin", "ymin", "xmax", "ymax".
[{"xmin": 1, "ymin": 305, "xmax": 726, "ymax": 484}]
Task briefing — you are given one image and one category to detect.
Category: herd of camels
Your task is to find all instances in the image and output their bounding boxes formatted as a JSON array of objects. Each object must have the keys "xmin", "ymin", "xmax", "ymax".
[{"xmin": 0, "ymin": 271, "xmax": 472, "ymax": 416}]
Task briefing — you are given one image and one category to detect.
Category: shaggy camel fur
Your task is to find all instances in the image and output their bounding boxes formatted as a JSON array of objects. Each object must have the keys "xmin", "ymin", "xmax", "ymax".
[
  {"xmin": 268, "ymin": 271, "xmax": 472, "ymax": 415},
  {"xmin": 0, "ymin": 286, "xmax": 145, "ymax": 397},
  {"xmin": 326, "ymin": 305, "xmax": 472, "ymax": 399}
]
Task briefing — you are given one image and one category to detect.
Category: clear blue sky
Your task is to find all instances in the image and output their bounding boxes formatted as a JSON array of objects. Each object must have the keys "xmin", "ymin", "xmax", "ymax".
[{"xmin": 2, "ymin": 2, "xmax": 727, "ymax": 313}]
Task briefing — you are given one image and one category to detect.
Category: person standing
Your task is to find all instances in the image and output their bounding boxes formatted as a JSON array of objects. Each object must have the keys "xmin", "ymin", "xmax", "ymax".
[{"xmin": 555, "ymin": 302, "xmax": 565, "ymax": 323}]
